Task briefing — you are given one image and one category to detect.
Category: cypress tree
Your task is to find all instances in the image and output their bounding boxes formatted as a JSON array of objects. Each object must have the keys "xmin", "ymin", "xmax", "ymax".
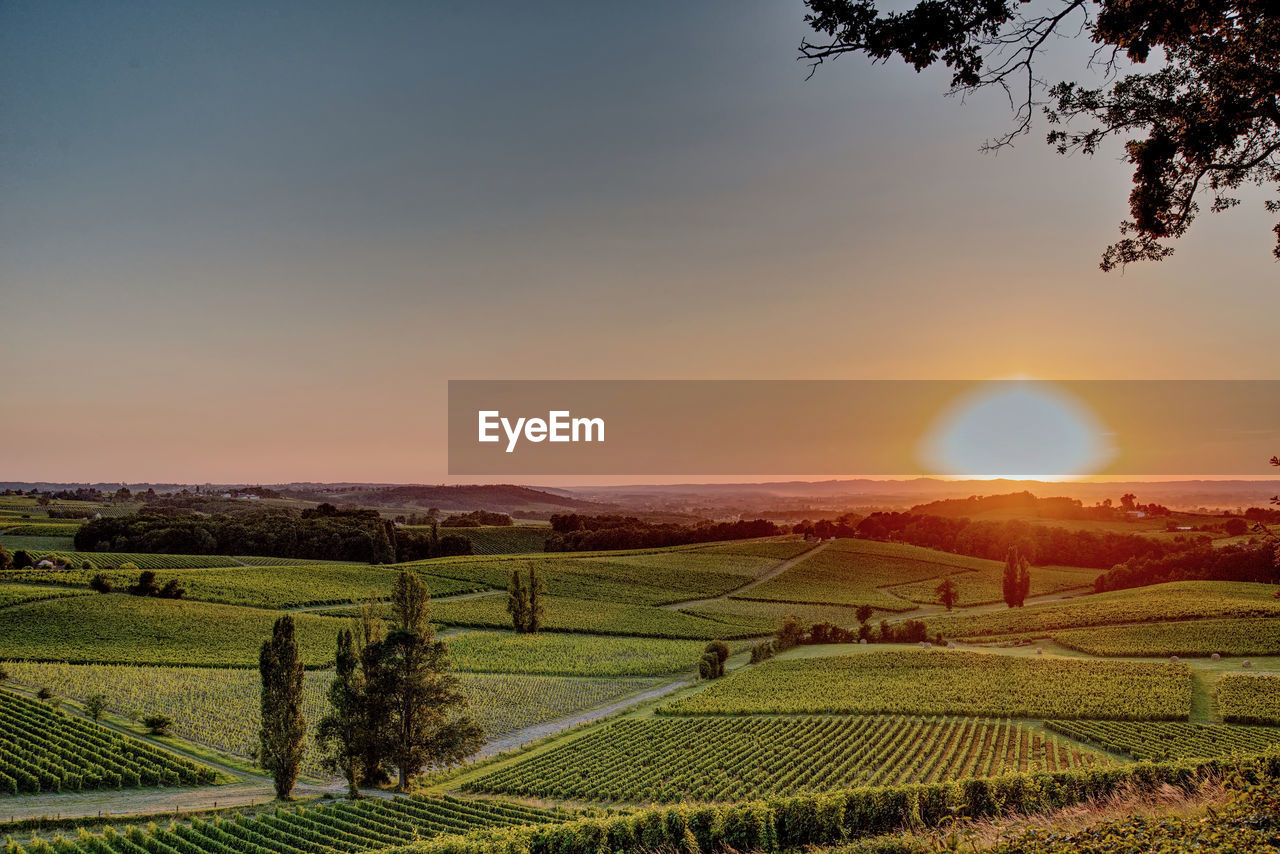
[
  {"xmin": 507, "ymin": 569, "xmax": 529, "ymax": 632},
  {"xmin": 317, "ymin": 629, "xmax": 363, "ymax": 797},
  {"xmin": 527, "ymin": 567, "xmax": 545, "ymax": 633},
  {"xmin": 259, "ymin": 616, "xmax": 306, "ymax": 799}
]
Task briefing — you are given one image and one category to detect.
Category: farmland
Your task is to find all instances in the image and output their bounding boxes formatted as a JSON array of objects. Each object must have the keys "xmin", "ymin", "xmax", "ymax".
[
  {"xmin": 3, "ymin": 794, "xmax": 559, "ymax": 854},
  {"xmin": 888, "ymin": 563, "xmax": 1096, "ymax": 608},
  {"xmin": 0, "ymin": 690, "xmax": 217, "ymax": 795},
  {"xmin": 1050, "ymin": 616, "xmax": 1280, "ymax": 657},
  {"xmin": 0, "ymin": 595, "xmax": 348, "ymax": 667},
  {"xmin": 4, "ymin": 563, "xmax": 482, "ymax": 609},
  {"xmin": 1218, "ymin": 674, "xmax": 1280, "ymax": 725},
  {"xmin": 1046, "ymin": 719, "xmax": 1280, "ymax": 761},
  {"xmin": 0, "ymin": 661, "xmax": 664, "ymax": 778},
  {"xmin": 447, "ymin": 525, "xmax": 552, "ymax": 555},
  {"xmin": 462, "ymin": 715, "xmax": 1110, "ymax": 802},
  {"xmin": 928, "ymin": 581, "xmax": 1280, "ymax": 639},
  {"xmin": 428, "ymin": 594, "xmax": 763, "ymax": 639},
  {"xmin": 0, "ymin": 584, "xmax": 87, "ymax": 609},
  {"xmin": 444, "ymin": 630, "xmax": 709, "ymax": 676},
  {"xmin": 659, "ymin": 649, "xmax": 1191, "ymax": 720}
]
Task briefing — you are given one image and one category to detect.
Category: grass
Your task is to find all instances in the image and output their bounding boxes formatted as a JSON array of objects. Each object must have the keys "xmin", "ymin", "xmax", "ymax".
[
  {"xmin": 1046, "ymin": 719, "xmax": 1280, "ymax": 761},
  {"xmin": 5, "ymin": 563, "xmax": 482, "ymax": 609},
  {"xmin": 929, "ymin": 581, "xmax": 1280, "ymax": 639},
  {"xmin": 659, "ymin": 648, "xmax": 1191, "ymax": 720},
  {"xmin": 0, "ymin": 594, "xmax": 348, "ymax": 668},
  {"xmin": 0, "ymin": 660, "xmax": 665, "ymax": 778},
  {"xmin": 429, "ymin": 594, "xmax": 765, "ymax": 639},
  {"xmin": 462, "ymin": 715, "xmax": 1110, "ymax": 803},
  {"xmin": 1049, "ymin": 617, "xmax": 1280, "ymax": 658}
]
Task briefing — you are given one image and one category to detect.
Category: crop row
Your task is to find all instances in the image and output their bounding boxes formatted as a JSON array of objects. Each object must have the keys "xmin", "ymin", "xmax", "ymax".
[
  {"xmin": 10, "ymin": 795, "xmax": 559, "ymax": 854},
  {"xmin": 927, "ymin": 581, "xmax": 1280, "ymax": 639},
  {"xmin": 1046, "ymin": 719, "xmax": 1280, "ymax": 762},
  {"xmin": 1049, "ymin": 617, "xmax": 1280, "ymax": 658},
  {"xmin": 464, "ymin": 715, "xmax": 1109, "ymax": 803},
  {"xmin": 0, "ymin": 584, "xmax": 87, "ymax": 610},
  {"xmin": 429, "ymin": 594, "xmax": 762, "ymax": 639},
  {"xmin": 23, "ymin": 551, "xmax": 244, "ymax": 570},
  {"xmin": 1218, "ymin": 674, "xmax": 1280, "ymax": 725},
  {"xmin": 0, "ymin": 690, "xmax": 216, "ymax": 796},
  {"xmin": 1, "ymin": 660, "xmax": 666, "ymax": 777},
  {"xmin": 659, "ymin": 649, "xmax": 1191, "ymax": 721}
]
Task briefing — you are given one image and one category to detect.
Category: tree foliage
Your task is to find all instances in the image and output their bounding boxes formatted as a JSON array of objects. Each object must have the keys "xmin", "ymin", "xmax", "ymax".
[
  {"xmin": 259, "ymin": 616, "xmax": 306, "ymax": 799},
  {"xmin": 799, "ymin": 1, "xmax": 1280, "ymax": 268}
]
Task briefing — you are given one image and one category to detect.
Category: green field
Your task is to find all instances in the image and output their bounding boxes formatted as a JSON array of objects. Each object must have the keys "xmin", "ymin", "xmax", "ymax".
[
  {"xmin": 463, "ymin": 714, "xmax": 1110, "ymax": 803},
  {"xmin": 929, "ymin": 581, "xmax": 1280, "ymax": 639},
  {"xmin": 415, "ymin": 546, "xmax": 782, "ymax": 606},
  {"xmin": 428, "ymin": 593, "xmax": 763, "ymax": 639},
  {"xmin": 0, "ymin": 583, "xmax": 89, "ymax": 609},
  {"xmin": 5, "ymin": 563, "xmax": 482, "ymax": 608},
  {"xmin": 888, "ymin": 563, "xmax": 1096, "ymax": 607},
  {"xmin": 1046, "ymin": 719, "xmax": 1280, "ymax": 761},
  {"xmin": 451, "ymin": 525, "xmax": 553, "ymax": 554},
  {"xmin": 3, "ymin": 794, "xmax": 559, "ymax": 853},
  {"xmin": 1218, "ymin": 674, "xmax": 1280, "ymax": 725},
  {"xmin": 22, "ymin": 550, "xmax": 250, "ymax": 570},
  {"xmin": 445, "ymin": 630, "xmax": 706, "ymax": 676},
  {"xmin": 0, "ymin": 535, "xmax": 76, "ymax": 552},
  {"xmin": 678, "ymin": 598, "xmax": 872, "ymax": 635},
  {"xmin": 1, "ymin": 661, "xmax": 664, "ymax": 778},
  {"xmin": 0, "ymin": 595, "xmax": 348, "ymax": 667},
  {"xmin": 735, "ymin": 539, "xmax": 1027, "ymax": 610},
  {"xmin": 0, "ymin": 689, "xmax": 217, "ymax": 795},
  {"xmin": 659, "ymin": 649, "xmax": 1190, "ymax": 720},
  {"xmin": 1049, "ymin": 617, "xmax": 1280, "ymax": 657}
]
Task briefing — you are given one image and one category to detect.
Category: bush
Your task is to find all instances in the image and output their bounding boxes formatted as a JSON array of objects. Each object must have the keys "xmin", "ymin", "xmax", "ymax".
[
  {"xmin": 89, "ymin": 573, "xmax": 113, "ymax": 593},
  {"xmin": 143, "ymin": 714, "xmax": 174, "ymax": 736},
  {"xmin": 750, "ymin": 640, "xmax": 776, "ymax": 663},
  {"xmin": 36, "ymin": 686, "xmax": 53, "ymax": 700}
]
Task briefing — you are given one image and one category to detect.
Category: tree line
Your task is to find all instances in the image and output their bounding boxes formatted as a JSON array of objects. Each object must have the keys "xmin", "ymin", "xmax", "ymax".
[
  {"xmin": 259, "ymin": 572, "xmax": 483, "ymax": 799},
  {"xmin": 73, "ymin": 504, "xmax": 471, "ymax": 564},
  {"xmin": 544, "ymin": 515, "xmax": 781, "ymax": 552}
]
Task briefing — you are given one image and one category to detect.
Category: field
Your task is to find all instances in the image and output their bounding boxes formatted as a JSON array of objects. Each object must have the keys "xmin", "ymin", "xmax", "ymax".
[
  {"xmin": 677, "ymin": 599, "xmax": 871, "ymax": 635},
  {"xmin": 659, "ymin": 649, "xmax": 1190, "ymax": 720},
  {"xmin": 3, "ymin": 794, "xmax": 559, "ymax": 854},
  {"xmin": 444, "ymin": 630, "xmax": 709, "ymax": 676},
  {"xmin": 427, "ymin": 593, "xmax": 763, "ymax": 639},
  {"xmin": 4, "ymin": 563, "xmax": 482, "ymax": 608},
  {"xmin": 928, "ymin": 581, "xmax": 1280, "ymax": 639},
  {"xmin": 1046, "ymin": 719, "xmax": 1280, "ymax": 761},
  {"xmin": 462, "ymin": 715, "xmax": 1110, "ymax": 803},
  {"xmin": 0, "ymin": 690, "xmax": 217, "ymax": 795},
  {"xmin": 0, "ymin": 595, "xmax": 349, "ymax": 667},
  {"xmin": 1217, "ymin": 674, "xmax": 1280, "ymax": 725},
  {"xmin": 418, "ymin": 547, "xmax": 782, "ymax": 606},
  {"xmin": 888, "ymin": 563, "xmax": 1096, "ymax": 608},
  {"xmin": 21, "ymin": 551, "xmax": 250, "ymax": 570},
  {"xmin": 0, "ymin": 584, "xmax": 88, "ymax": 609},
  {"xmin": 1049, "ymin": 617, "xmax": 1280, "ymax": 657},
  {"xmin": 0, "ymin": 661, "xmax": 664, "ymax": 778},
  {"xmin": 450, "ymin": 525, "xmax": 552, "ymax": 555}
]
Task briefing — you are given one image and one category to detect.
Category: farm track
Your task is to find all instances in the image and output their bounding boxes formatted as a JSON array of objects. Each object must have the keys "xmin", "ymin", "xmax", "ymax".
[{"xmin": 659, "ymin": 542, "xmax": 828, "ymax": 612}]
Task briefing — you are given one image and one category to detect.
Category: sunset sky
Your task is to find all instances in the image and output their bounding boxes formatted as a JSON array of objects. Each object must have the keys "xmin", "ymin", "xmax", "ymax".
[{"xmin": 3, "ymin": 1, "xmax": 1278, "ymax": 484}]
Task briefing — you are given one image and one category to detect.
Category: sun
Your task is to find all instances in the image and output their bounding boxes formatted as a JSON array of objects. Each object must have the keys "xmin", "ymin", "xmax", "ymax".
[{"xmin": 918, "ymin": 380, "xmax": 1115, "ymax": 480}]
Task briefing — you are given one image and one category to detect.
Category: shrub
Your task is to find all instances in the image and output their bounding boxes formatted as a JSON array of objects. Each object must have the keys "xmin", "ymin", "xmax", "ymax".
[
  {"xmin": 89, "ymin": 573, "xmax": 113, "ymax": 593},
  {"xmin": 143, "ymin": 714, "xmax": 174, "ymax": 736}
]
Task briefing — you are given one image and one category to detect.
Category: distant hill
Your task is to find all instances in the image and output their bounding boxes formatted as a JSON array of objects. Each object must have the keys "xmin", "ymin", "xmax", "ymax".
[{"xmin": 295, "ymin": 484, "xmax": 616, "ymax": 515}]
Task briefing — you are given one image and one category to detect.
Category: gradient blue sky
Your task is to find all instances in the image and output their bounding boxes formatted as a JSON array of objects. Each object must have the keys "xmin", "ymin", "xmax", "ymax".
[{"xmin": 3, "ymin": 1, "xmax": 1278, "ymax": 483}]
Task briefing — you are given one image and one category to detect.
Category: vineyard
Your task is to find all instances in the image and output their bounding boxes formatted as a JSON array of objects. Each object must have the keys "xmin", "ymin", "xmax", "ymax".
[
  {"xmin": 1046, "ymin": 719, "xmax": 1280, "ymax": 761},
  {"xmin": 5, "ymin": 563, "xmax": 482, "ymax": 609},
  {"xmin": 0, "ymin": 661, "xmax": 667, "ymax": 777},
  {"xmin": 1048, "ymin": 617, "xmax": 1280, "ymax": 657},
  {"xmin": 429, "ymin": 594, "xmax": 762, "ymax": 640},
  {"xmin": 444, "ymin": 630, "xmax": 709, "ymax": 676},
  {"xmin": 927, "ymin": 581, "xmax": 1280, "ymax": 640},
  {"xmin": 463, "ymin": 715, "xmax": 1110, "ymax": 802},
  {"xmin": 23, "ymin": 551, "xmax": 246, "ymax": 570},
  {"xmin": 0, "ymin": 690, "xmax": 217, "ymax": 795},
  {"xmin": 0, "ymin": 595, "xmax": 348, "ymax": 668},
  {"xmin": 677, "ymin": 599, "xmax": 864, "ymax": 636},
  {"xmin": 420, "ymin": 548, "xmax": 783, "ymax": 606},
  {"xmin": 1218, "ymin": 674, "xmax": 1280, "ymax": 725},
  {"xmin": 454, "ymin": 526, "xmax": 552, "ymax": 555},
  {"xmin": 887, "ymin": 563, "xmax": 1096, "ymax": 608},
  {"xmin": 659, "ymin": 650, "xmax": 1191, "ymax": 720},
  {"xmin": 0, "ymin": 584, "xmax": 87, "ymax": 609},
  {"xmin": 5, "ymin": 795, "xmax": 560, "ymax": 854}
]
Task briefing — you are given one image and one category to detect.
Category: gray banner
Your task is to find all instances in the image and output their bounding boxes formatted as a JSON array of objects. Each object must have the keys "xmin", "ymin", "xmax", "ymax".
[{"xmin": 447, "ymin": 380, "xmax": 1280, "ymax": 476}]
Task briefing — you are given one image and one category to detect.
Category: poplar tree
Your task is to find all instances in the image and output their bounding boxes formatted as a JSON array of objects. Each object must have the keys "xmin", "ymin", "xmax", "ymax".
[
  {"xmin": 259, "ymin": 616, "xmax": 306, "ymax": 799},
  {"xmin": 527, "ymin": 567, "xmax": 545, "ymax": 633},
  {"xmin": 317, "ymin": 629, "xmax": 363, "ymax": 797},
  {"xmin": 507, "ymin": 569, "xmax": 529, "ymax": 632}
]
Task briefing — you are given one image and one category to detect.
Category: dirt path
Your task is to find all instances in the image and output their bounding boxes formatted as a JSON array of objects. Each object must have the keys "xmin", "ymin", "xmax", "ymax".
[{"xmin": 660, "ymin": 542, "xmax": 827, "ymax": 612}]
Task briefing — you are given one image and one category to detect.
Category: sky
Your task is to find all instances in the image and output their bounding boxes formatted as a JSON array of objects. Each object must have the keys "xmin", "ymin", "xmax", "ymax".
[{"xmin": 3, "ymin": 0, "xmax": 1278, "ymax": 484}]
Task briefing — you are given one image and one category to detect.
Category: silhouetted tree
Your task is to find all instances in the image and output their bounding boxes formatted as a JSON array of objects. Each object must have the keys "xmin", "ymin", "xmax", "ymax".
[
  {"xmin": 936, "ymin": 576, "xmax": 959, "ymax": 611},
  {"xmin": 317, "ymin": 629, "xmax": 364, "ymax": 797},
  {"xmin": 798, "ymin": 1, "xmax": 1280, "ymax": 268},
  {"xmin": 259, "ymin": 616, "xmax": 306, "ymax": 799}
]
